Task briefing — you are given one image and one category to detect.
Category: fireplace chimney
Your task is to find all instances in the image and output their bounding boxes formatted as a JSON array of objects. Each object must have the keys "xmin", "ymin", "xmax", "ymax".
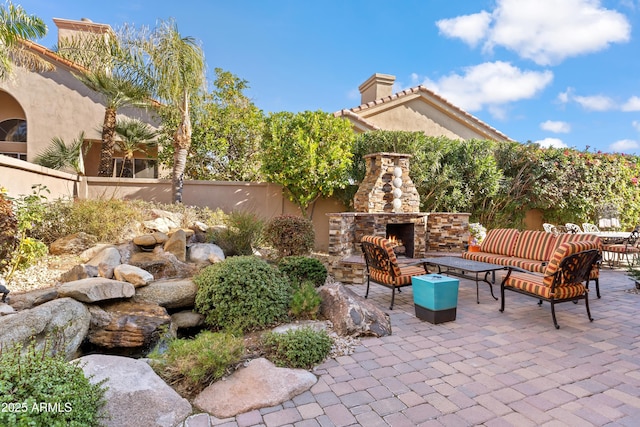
[
  {"xmin": 358, "ymin": 73, "xmax": 395, "ymax": 104},
  {"xmin": 354, "ymin": 152, "xmax": 420, "ymax": 213}
]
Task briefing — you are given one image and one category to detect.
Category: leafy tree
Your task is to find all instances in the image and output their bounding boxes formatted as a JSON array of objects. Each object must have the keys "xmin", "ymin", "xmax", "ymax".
[
  {"xmin": 142, "ymin": 18, "xmax": 206, "ymax": 203},
  {"xmin": 114, "ymin": 118, "xmax": 157, "ymax": 177},
  {"xmin": 157, "ymin": 68, "xmax": 265, "ymax": 181},
  {"xmin": 33, "ymin": 131, "xmax": 87, "ymax": 174},
  {"xmin": 261, "ymin": 110, "xmax": 354, "ymax": 218},
  {"xmin": 0, "ymin": 1, "xmax": 49, "ymax": 80}
]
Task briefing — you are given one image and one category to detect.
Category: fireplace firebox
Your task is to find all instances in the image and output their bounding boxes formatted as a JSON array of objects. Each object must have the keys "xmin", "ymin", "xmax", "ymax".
[{"xmin": 386, "ymin": 223, "xmax": 415, "ymax": 258}]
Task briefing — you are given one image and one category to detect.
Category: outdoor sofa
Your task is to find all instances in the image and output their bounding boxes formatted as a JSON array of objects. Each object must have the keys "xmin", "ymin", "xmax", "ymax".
[{"xmin": 462, "ymin": 229, "xmax": 602, "ymax": 298}]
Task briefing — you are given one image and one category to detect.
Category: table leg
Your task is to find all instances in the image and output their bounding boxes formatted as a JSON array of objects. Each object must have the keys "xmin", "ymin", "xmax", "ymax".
[{"xmin": 483, "ymin": 271, "xmax": 498, "ymax": 301}]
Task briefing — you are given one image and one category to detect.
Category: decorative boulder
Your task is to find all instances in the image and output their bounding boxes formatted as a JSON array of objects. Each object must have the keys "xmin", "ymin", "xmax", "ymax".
[
  {"xmin": 59, "ymin": 264, "xmax": 99, "ymax": 283},
  {"xmin": 193, "ymin": 358, "xmax": 317, "ymax": 419},
  {"xmin": 49, "ymin": 232, "xmax": 98, "ymax": 255},
  {"xmin": 0, "ymin": 297, "xmax": 90, "ymax": 359},
  {"xmin": 8, "ymin": 287, "xmax": 58, "ymax": 311},
  {"xmin": 133, "ymin": 278, "xmax": 197, "ymax": 309},
  {"xmin": 113, "ymin": 264, "xmax": 154, "ymax": 287},
  {"xmin": 164, "ymin": 229, "xmax": 187, "ymax": 262},
  {"xmin": 76, "ymin": 354, "xmax": 191, "ymax": 427},
  {"xmin": 57, "ymin": 277, "xmax": 135, "ymax": 303},
  {"xmin": 188, "ymin": 243, "xmax": 225, "ymax": 265},
  {"xmin": 87, "ymin": 301, "xmax": 170, "ymax": 349},
  {"xmin": 129, "ymin": 249, "xmax": 197, "ymax": 279},
  {"xmin": 318, "ymin": 282, "xmax": 392, "ymax": 337}
]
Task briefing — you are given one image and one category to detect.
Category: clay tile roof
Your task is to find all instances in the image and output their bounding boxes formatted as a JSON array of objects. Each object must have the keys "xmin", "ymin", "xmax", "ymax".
[{"xmin": 335, "ymin": 84, "xmax": 513, "ymax": 142}]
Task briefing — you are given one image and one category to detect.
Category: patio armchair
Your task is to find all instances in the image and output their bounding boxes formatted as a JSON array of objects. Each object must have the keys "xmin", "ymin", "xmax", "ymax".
[
  {"xmin": 360, "ymin": 235, "xmax": 428, "ymax": 310},
  {"xmin": 602, "ymin": 230, "xmax": 640, "ymax": 267},
  {"xmin": 542, "ymin": 223, "xmax": 556, "ymax": 233},
  {"xmin": 582, "ymin": 223, "xmax": 600, "ymax": 233},
  {"xmin": 500, "ymin": 242, "xmax": 600, "ymax": 329}
]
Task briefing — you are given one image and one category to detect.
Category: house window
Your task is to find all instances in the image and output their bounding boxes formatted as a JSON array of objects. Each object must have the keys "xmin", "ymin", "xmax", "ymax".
[
  {"xmin": 113, "ymin": 158, "xmax": 158, "ymax": 178},
  {"xmin": 1, "ymin": 152, "xmax": 27, "ymax": 161},
  {"xmin": 0, "ymin": 119, "xmax": 27, "ymax": 142}
]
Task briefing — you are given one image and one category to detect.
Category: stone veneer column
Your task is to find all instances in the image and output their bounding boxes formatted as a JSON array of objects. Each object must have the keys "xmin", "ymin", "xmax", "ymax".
[{"xmin": 426, "ymin": 213, "xmax": 470, "ymax": 252}]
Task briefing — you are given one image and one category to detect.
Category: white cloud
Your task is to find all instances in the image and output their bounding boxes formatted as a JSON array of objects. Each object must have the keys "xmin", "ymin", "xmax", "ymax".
[
  {"xmin": 418, "ymin": 61, "xmax": 553, "ymax": 115},
  {"xmin": 437, "ymin": 0, "xmax": 631, "ymax": 66},
  {"xmin": 610, "ymin": 139, "xmax": 639, "ymax": 152},
  {"xmin": 436, "ymin": 11, "xmax": 491, "ymax": 48},
  {"xmin": 573, "ymin": 94, "xmax": 616, "ymax": 111},
  {"xmin": 622, "ymin": 96, "xmax": 640, "ymax": 112},
  {"xmin": 535, "ymin": 137, "xmax": 567, "ymax": 148},
  {"xmin": 540, "ymin": 120, "xmax": 571, "ymax": 133}
]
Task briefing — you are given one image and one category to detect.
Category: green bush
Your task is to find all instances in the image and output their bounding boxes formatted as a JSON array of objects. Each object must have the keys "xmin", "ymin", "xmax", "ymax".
[
  {"xmin": 208, "ymin": 210, "xmax": 264, "ymax": 256},
  {"xmin": 262, "ymin": 327, "xmax": 332, "ymax": 369},
  {"xmin": 289, "ymin": 281, "xmax": 322, "ymax": 319},
  {"xmin": 0, "ymin": 189, "xmax": 18, "ymax": 275},
  {"xmin": 194, "ymin": 256, "xmax": 292, "ymax": 332},
  {"xmin": 0, "ymin": 340, "xmax": 108, "ymax": 427},
  {"xmin": 278, "ymin": 256, "xmax": 327, "ymax": 287},
  {"xmin": 149, "ymin": 331, "xmax": 244, "ymax": 395},
  {"xmin": 263, "ymin": 214, "xmax": 314, "ymax": 257}
]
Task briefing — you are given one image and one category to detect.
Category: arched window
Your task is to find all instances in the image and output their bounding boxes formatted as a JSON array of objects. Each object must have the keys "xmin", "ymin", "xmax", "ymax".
[{"xmin": 0, "ymin": 119, "xmax": 27, "ymax": 142}]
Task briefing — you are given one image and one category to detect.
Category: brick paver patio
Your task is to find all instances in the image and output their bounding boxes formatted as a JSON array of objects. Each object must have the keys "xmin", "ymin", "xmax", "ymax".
[{"xmin": 207, "ymin": 269, "xmax": 640, "ymax": 426}]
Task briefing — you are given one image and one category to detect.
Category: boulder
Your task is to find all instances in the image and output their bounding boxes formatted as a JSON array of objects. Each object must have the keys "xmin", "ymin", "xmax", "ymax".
[
  {"xmin": 318, "ymin": 282, "xmax": 392, "ymax": 337},
  {"xmin": 188, "ymin": 243, "xmax": 225, "ymax": 265},
  {"xmin": 49, "ymin": 232, "xmax": 98, "ymax": 255},
  {"xmin": 87, "ymin": 247, "xmax": 122, "ymax": 279},
  {"xmin": 133, "ymin": 278, "xmax": 197, "ymax": 309},
  {"xmin": 113, "ymin": 264, "xmax": 154, "ymax": 287},
  {"xmin": 164, "ymin": 229, "xmax": 186, "ymax": 261},
  {"xmin": 193, "ymin": 358, "xmax": 317, "ymax": 419},
  {"xmin": 169, "ymin": 310, "xmax": 204, "ymax": 337},
  {"xmin": 133, "ymin": 234, "xmax": 158, "ymax": 247},
  {"xmin": 57, "ymin": 277, "xmax": 135, "ymax": 303},
  {"xmin": 0, "ymin": 303, "xmax": 15, "ymax": 315},
  {"xmin": 87, "ymin": 301, "xmax": 170, "ymax": 348},
  {"xmin": 129, "ymin": 249, "xmax": 197, "ymax": 279},
  {"xmin": 59, "ymin": 264, "xmax": 99, "ymax": 283},
  {"xmin": 8, "ymin": 287, "xmax": 58, "ymax": 310},
  {"xmin": 76, "ymin": 354, "xmax": 192, "ymax": 427},
  {"xmin": 0, "ymin": 297, "xmax": 90, "ymax": 359},
  {"xmin": 79, "ymin": 244, "xmax": 116, "ymax": 262}
]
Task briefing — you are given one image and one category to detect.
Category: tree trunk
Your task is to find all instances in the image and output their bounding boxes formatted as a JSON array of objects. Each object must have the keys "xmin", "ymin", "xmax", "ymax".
[
  {"xmin": 98, "ymin": 107, "xmax": 117, "ymax": 177},
  {"xmin": 171, "ymin": 91, "xmax": 192, "ymax": 204},
  {"xmin": 122, "ymin": 157, "xmax": 134, "ymax": 178}
]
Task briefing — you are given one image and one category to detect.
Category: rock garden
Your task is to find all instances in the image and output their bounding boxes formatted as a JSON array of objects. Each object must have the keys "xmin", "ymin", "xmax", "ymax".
[{"xmin": 0, "ymin": 194, "xmax": 390, "ymax": 427}]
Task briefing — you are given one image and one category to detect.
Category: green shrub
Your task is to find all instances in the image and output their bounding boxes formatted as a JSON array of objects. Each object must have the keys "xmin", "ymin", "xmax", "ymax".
[
  {"xmin": 13, "ymin": 237, "xmax": 48, "ymax": 270},
  {"xmin": 194, "ymin": 256, "xmax": 292, "ymax": 332},
  {"xmin": 289, "ymin": 281, "xmax": 322, "ymax": 319},
  {"xmin": 0, "ymin": 188, "xmax": 18, "ymax": 275},
  {"xmin": 0, "ymin": 340, "xmax": 108, "ymax": 427},
  {"xmin": 263, "ymin": 214, "xmax": 314, "ymax": 257},
  {"xmin": 208, "ymin": 211, "xmax": 264, "ymax": 256},
  {"xmin": 262, "ymin": 327, "xmax": 333, "ymax": 369},
  {"xmin": 149, "ymin": 331, "xmax": 244, "ymax": 395},
  {"xmin": 278, "ymin": 256, "xmax": 327, "ymax": 287}
]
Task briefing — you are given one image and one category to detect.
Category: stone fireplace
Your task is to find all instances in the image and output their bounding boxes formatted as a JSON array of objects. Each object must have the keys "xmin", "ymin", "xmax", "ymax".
[{"xmin": 327, "ymin": 152, "xmax": 469, "ymax": 284}]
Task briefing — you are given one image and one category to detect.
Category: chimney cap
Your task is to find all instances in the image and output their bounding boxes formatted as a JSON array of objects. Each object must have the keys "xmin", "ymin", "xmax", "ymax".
[{"xmin": 358, "ymin": 73, "xmax": 395, "ymax": 93}]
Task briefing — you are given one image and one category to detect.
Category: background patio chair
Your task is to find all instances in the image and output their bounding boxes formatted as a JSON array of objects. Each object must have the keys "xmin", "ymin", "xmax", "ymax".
[
  {"xmin": 582, "ymin": 223, "xmax": 600, "ymax": 233},
  {"xmin": 602, "ymin": 230, "xmax": 640, "ymax": 267},
  {"xmin": 565, "ymin": 223, "xmax": 582, "ymax": 234},
  {"xmin": 543, "ymin": 223, "xmax": 556, "ymax": 233},
  {"xmin": 360, "ymin": 235, "xmax": 428, "ymax": 310}
]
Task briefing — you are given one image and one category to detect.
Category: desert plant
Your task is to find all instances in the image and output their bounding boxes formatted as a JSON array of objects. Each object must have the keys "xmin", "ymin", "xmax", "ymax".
[
  {"xmin": 263, "ymin": 214, "xmax": 314, "ymax": 257},
  {"xmin": 278, "ymin": 256, "xmax": 327, "ymax": 287},
  {"xmin": 0, "ymin": 188, "xmax": 18, "ymax": 274},
  {"xmin": 148, "ymin": 331, "xmax": 244, "ymax": 396},
  {"xmin": 262, "ymin": 327, "xmax": 332, "ymax": 369},
  {"xmin": 289, "ymin": 281, "xmax": 322, "ymax": 319},
  {"xmin": 194, "ymin": 256, "xmax": 292, "ymax": 332},
  {"xmin": 0, "ymin": 339, "xmax": 108, "ymax": 427},
  {"xmin": 208, "ymin": 210, "xmax": 264, "ymax": 256}
]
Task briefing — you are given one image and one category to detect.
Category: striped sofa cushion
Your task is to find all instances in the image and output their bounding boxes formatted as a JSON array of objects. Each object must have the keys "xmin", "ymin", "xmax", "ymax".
[
  {"xmin": 544, "ymin": 241, "xmax": 599, "ymax": 286},
  {"xmin": 512, "ymin": 230, "xmax": 557, "ymax": 261},
  {"xmin": 480, "ymin": 229, "xmax": 520, "ymax": 256},
  {"xmin": 504, "ymin": 271, "xmax": 586, "ymax": 299}
]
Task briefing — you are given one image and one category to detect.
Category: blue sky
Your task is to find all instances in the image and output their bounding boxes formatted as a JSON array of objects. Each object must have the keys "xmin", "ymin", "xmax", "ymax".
[{"xmin": 14, "ymin": 0, "xmax": 640, "ymax": 154}]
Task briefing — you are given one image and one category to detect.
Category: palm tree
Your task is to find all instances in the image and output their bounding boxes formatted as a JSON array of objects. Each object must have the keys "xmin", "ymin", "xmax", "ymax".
[
  {"xmin": 0, "ymin": 1, "xmax": 50, "ymax": 80},
  {"xmin": 77, "ymin": 71, "xmax": 152, "ymax": 176},
  {"xmin": 114, "ymin": 118, "xmax": 157, "ymax": 177},
  {"xmin": 143, "ymin": 19, "xmax": 205, "ymax": 203},
  {"xmin": 33, "ymin": 132, "xmax": 87, "ymax": 174}
]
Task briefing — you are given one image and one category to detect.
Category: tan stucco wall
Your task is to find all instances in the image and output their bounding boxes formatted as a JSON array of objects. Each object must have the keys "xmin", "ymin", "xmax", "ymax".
[
  {"xmin": 358, "ymin": 96, "xmax": 495, "ymax": 140},
  {"xmin": 0, "ymin": 61, "xmax": 158, "ymax": 164},
  {"xmin": 0, "ymin": 154, "xmax": 80, "ymax": 199}
]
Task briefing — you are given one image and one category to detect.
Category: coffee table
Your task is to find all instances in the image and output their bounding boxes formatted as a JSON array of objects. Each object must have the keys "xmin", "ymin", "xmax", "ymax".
[{"xmin": 420, "ymin": 256, "xmax": 504, "ymax": 304}]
